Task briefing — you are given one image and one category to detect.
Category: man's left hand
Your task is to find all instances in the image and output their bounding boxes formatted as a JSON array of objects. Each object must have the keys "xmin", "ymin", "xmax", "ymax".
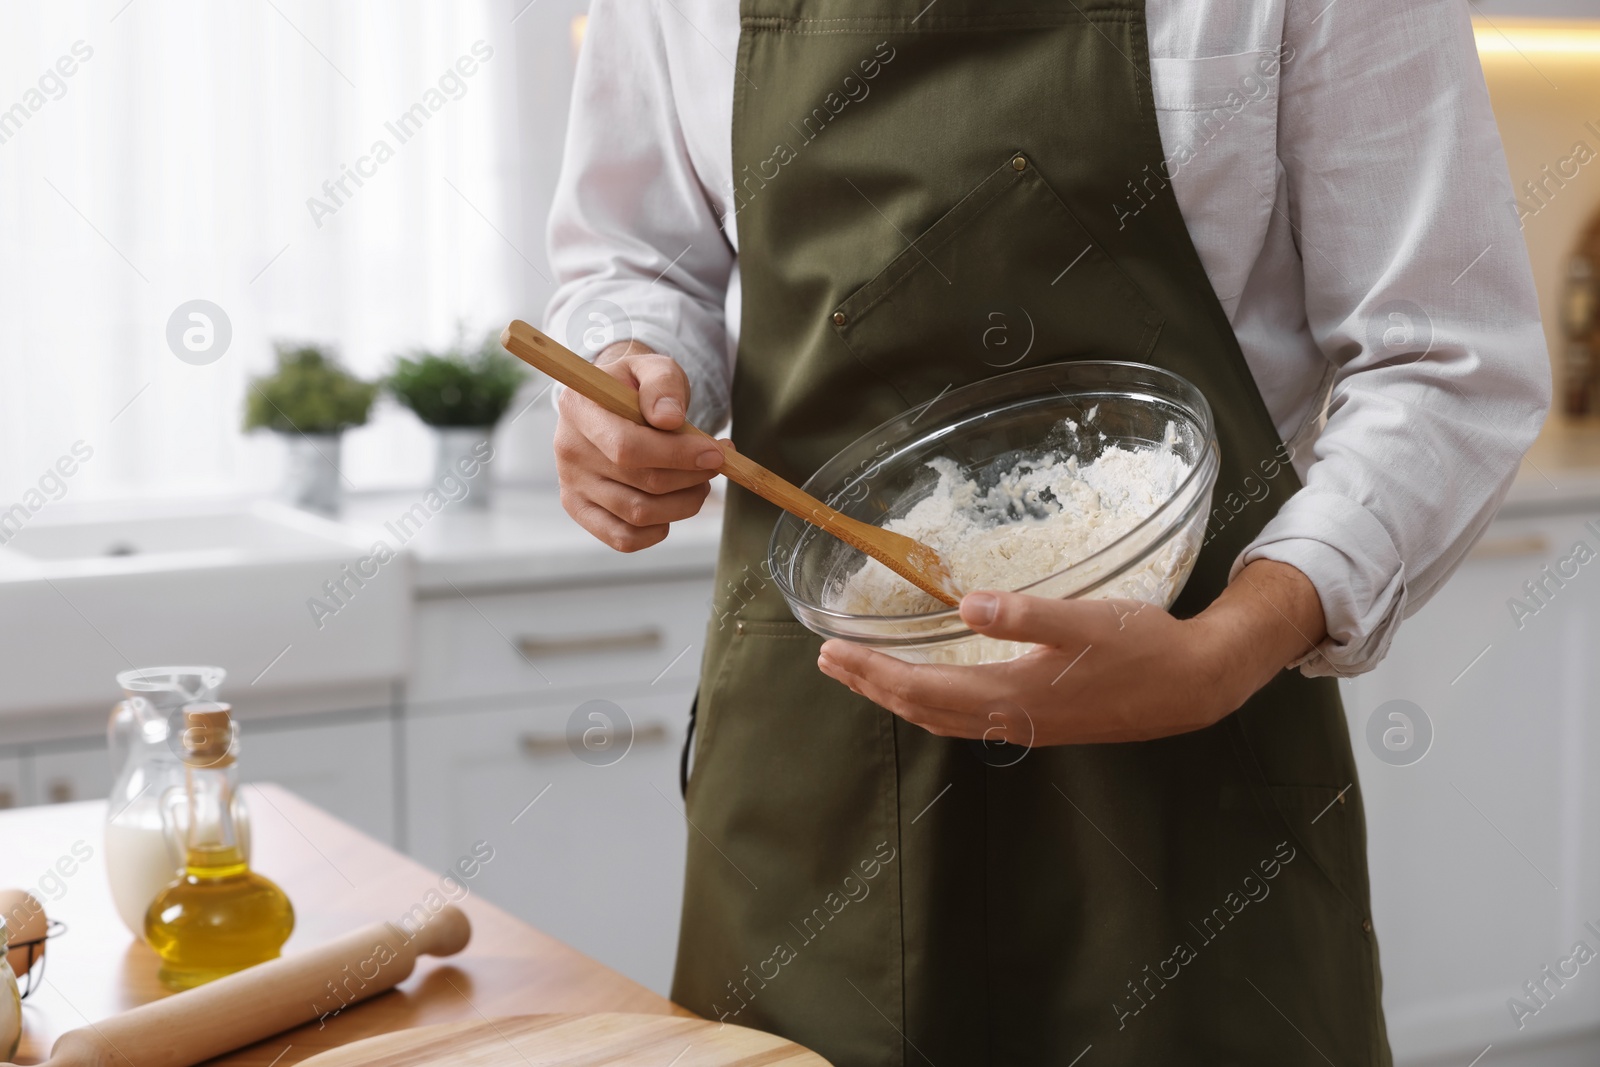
[{"xmin": 816, "ymin": 559, "xmax": 1326, "ymax": 746}]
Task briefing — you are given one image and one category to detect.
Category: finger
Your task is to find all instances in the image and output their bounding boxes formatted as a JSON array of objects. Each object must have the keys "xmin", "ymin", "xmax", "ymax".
[
  {"xmin": 817, "ymin": 654, "xmax": 985, "ymax": 738},
  {"xmin": 828, "ymin": 658, "xmax": 1037, "ymax": 746},
  {"xmin": 959, "ymin": 590, "xmax": 1093, "ymax": 647},
  {"xmin": 558, "ymin": 425, "xmax": 717, "ymax": 494},
  {"xmin": 587, "ymin": 477, "xmax": 710, "ymax": 528},
  {"xmin": 563, "ymin": 393, "xmax": 724, "ymax": 472},
  {"xmin": 559, "ymin": 487, "xmax": 669, "ymax": 553},
  {"xmin": 608, "ymin": 463, "xmax": 719, "ymax": 495},
  {"xmin": 628, "ymin": 353, "xmax": 693, "ymax": 431},
  {"xmin": 819, "ymin": 640, "xmax": 991, "ymax": 716}
]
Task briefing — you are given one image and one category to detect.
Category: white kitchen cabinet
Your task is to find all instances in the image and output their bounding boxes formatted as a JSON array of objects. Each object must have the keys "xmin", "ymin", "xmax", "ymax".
[
  {"xmin": 31, "ymin": 741, "xmax": 112, "ymax": 805},
  {"xmin": 1343, "ymin": 508, "xmax": 1600, "ymax": 1063},
  {"xmin": 403, "ymin": 685, "xmax": 693, "ymax": 995},
  {"xmin": 242, "ymin": 712, "xmax": 398, "ymax": 846},
  {"xmin": 0, "ymin": 752, "xmax": 23, "ymax": 809},
  {"xmin": 409, "ymin": 577, "xmax": 713, "ymax": 705}
]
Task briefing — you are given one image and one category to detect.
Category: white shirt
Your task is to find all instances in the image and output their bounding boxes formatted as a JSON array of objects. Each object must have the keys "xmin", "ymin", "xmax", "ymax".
[{"xmin": 544, "ymin": 0, "xmax": 1551, "ymax": 677}]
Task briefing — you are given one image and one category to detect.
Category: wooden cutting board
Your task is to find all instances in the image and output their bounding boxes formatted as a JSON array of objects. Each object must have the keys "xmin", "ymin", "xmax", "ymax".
[{"xmin": 295, "ymin": 1013, "xmax": 833, "ymax": 1066}]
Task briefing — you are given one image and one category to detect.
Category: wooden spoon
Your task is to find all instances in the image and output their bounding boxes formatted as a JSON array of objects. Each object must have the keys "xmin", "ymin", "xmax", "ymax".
[{"xmin": 501, "ymin": 319, "xmax": 963, "ymax": 608}]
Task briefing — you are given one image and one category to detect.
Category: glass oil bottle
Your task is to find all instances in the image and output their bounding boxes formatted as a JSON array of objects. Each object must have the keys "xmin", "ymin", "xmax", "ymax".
[{"xmin": 144, "ymin": 702, "xmax": 294, "ymax": 989}]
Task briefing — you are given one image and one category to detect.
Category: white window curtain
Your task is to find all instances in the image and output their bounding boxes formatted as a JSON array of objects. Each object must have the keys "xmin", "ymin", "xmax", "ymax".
[{"xmin": 0, "ymin": 0, "xmax": 578, "ymax": 502}]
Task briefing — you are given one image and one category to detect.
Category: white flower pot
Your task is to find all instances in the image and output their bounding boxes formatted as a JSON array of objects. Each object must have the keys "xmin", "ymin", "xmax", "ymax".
[
  {"xmin": 435, "ymin": 427, "xmax": 494, "ymax": 508},
  {"xmin": 282, "ymin": 433, "xmax": 343, "ymax": 515}
]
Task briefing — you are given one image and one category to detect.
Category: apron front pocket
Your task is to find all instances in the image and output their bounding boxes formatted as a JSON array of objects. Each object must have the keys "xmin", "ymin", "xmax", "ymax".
[
  {"xmin": 1218, "ymin": 782, "xmax": 1370, "ymax": 919},
  {"xmin": 831, "ymin": 151, "xmax": 1164, "ymax": 411},
  {"xmin": 1212, "ymin": 782, "xmax": 1385, "ymax": 1063}
]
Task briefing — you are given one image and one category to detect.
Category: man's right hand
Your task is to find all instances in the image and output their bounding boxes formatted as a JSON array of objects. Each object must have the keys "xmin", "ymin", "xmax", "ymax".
[{"xmin": 553, "ymin": 340, "xmax": 726, "ymax": 552}]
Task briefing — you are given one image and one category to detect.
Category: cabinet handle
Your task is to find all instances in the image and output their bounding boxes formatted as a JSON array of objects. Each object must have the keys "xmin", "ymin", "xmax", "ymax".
[
  {"xmin": 1469, "ymin": 534, "xmax": 1550, "ymax": 560},
  {"xmin": 515, "ymin": 627, "xmax": 664, "ymax": 658},
  {"xmin": 519, "ymin": 721, "xmax": 672, "ymax": 757},
  {"xmin": 0, "ymin": 787, "xmax": 13, "ymax": 809},
  {"xmin": 47, "ymin": 780, "xmax": 74, "ymax": 804}
]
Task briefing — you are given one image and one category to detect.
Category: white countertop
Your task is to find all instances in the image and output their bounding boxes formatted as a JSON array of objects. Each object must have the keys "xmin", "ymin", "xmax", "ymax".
[
  {"xmin": 1503, "ymin": 418, "xmax": 1600, "ymax": 515},
  {"xmin": 337, "ymin": 481, "xmax": 726, "ymax": 595}
]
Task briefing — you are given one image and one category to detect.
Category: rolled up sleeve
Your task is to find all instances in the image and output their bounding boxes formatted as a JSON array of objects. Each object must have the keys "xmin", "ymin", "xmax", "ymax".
[
  {"xmin": 1232, "ymin": 0, "xmax": 1552, "ymax": 676},
  {"xmin": 543, "ymin": 0, "xmax": 736, "ymax": 431}
]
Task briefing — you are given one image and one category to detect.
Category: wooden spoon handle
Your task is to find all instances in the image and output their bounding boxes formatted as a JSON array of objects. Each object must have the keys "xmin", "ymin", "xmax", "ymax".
[
  {"xmin": 500, "ymin": 320, "xmax": 960, "ymax": 607},
  {"xmin": 501, "ymin": 321, "xmax": 676, "ymax": 431},
  {"xmin": 502, "ymin": 320, "xmax": 824, "ymax": 510}
]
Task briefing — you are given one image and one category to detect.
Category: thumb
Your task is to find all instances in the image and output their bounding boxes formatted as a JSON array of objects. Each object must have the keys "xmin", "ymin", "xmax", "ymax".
[
  {"xmin": 632, "ymin": 353, "xmax": 692, "ymax": 430},
  {"xmin": 959, "ymin": 590, "xmax": 1083, "ymax": 646}
]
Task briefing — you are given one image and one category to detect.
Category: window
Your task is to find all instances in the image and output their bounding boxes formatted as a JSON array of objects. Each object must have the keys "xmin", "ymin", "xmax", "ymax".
[{"xmin": 0, "ymin": 0, "xmax": 575, "ymax": 502}]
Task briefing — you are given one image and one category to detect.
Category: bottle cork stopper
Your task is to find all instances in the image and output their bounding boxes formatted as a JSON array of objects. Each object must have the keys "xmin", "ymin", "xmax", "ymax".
[{"xmin": 181, "ymin": 701, "xmax": 236, "ymax": 767}]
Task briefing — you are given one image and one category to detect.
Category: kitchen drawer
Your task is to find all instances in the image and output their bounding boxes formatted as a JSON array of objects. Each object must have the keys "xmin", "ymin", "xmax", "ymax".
[
  {"xmin": 0, "ymin": 752, "xmax": 23, "ymax": 809},
  {"xmin": 410, "ymin": 577, "xmax": 713, "ymax": 704},
  {"xmin": 403, "ymin": 685, "xmax": 691, "ymax": 994},
  {"xmin": 32, "ymin": 742, "xmax": 112, "ymax": 805}
]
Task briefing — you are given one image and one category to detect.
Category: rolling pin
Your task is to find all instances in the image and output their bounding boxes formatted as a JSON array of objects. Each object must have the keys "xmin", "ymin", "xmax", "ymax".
[{"xmin": 9, "ymin": 905, "xmax": 470, "ymax": 1067}]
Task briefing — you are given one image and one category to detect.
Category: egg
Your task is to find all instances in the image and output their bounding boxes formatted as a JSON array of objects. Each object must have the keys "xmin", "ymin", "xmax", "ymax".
[{"xmin": 0, "ymin": 889, "xmax": 47, "ymax": 978}]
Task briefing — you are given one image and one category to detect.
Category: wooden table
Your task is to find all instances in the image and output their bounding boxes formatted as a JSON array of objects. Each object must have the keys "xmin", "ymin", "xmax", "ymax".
[{"xmin": 1, "ymin": 784, "xmax": 684, "ymax": 1066}]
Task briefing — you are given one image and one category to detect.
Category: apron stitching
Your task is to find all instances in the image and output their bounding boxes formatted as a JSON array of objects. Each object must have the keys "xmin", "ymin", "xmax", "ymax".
[
  {"xmin": 888, "ymin": 713, "xmax": 907, "ymax": 1067},
  {"xmin": 690, "ymin": 624, "xmax": 750, "ymax": 766},
  {"xmin": 1223, "ymin": 715, "xmax": 1369, "ymax": 923},
  {"xmin": 982, "ymin": 763, "xmax": 992, "ymax": 1064},
  {"xmin": 1138, "ymin": 317, "xmax": 1164, "ymax": 362},
  {"xmin": 836, "ymin": 163, "xmax": 1023, "ymax": 322},
  {"xmin": 836, "ymin": 159, "xmax": 1164, "ymax": 337}
]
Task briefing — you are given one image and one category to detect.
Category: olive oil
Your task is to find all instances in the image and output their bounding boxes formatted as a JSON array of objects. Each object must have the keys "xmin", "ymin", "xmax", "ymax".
[{"xmin": 144, "ymin": 703, "xmax": 293, "ymax": 990}]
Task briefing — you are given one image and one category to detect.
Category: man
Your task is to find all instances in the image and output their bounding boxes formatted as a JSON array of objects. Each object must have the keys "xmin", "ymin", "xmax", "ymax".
[{"xmin": 544, "ymin": 1, "xmax": 1549, "ymax": 1062}]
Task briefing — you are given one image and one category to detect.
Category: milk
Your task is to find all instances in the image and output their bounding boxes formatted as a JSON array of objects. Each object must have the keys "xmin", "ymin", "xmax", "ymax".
[
  {"xmin": 104, "ymin": 811, "xmax": 181, "ymax": 938},
  {"xmin": 105, "ymin": 796, "xmax": 253, "ymax": 939}
]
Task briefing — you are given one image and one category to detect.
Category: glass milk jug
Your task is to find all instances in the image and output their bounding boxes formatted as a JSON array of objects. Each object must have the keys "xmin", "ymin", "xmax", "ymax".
[{"xmin": 104, "ymin": 666, "xmax": 251, "ymax": 939}]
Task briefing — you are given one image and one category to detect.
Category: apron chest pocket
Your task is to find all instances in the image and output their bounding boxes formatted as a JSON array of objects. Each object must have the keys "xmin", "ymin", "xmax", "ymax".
[{"xmin": 831, "ymin": 151, "xmax": 1164, "ymax": 410}]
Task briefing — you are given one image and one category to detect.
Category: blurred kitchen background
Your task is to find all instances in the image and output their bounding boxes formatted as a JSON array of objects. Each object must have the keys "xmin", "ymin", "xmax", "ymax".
[{"xmin": 3, "ymin": 2, "xmax": 1600, "ymax": 1064}]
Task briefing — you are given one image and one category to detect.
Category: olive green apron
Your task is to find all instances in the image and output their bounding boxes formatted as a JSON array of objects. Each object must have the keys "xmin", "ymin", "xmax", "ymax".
[{"xmin": 674, "ymin": 2, "xmax": 1392, "ymax": 1063}]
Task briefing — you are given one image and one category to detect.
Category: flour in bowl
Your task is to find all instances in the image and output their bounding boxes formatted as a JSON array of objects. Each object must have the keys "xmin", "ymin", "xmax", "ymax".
[{"xmin": 827, "ymin": 430, "xmax": 1196, "ymax": 623}]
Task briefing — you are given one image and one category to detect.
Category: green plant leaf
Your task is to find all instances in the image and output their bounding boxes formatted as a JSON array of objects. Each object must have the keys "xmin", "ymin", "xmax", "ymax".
[
  {"xmin": 243, "ymin": 343, "xmax": 378, "ymax": 435},
  {"xmin": 384, "ymin": 328, "xmax": 527, "ymax": 428}
]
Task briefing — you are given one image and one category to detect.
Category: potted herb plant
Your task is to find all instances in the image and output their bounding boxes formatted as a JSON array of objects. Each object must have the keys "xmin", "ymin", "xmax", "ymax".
[
  {"xmin": 385, "ymin": 328, "xmax": 525, "ymax": 508},
  {"xmin": 244, "ymin": 342, "xmax": 377, "ymax": 514}
]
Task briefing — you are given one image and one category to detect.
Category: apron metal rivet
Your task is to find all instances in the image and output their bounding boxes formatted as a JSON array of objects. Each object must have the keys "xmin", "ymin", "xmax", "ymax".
[
  {"xmin": 1011, "ymin": 155, "xmax": 1028, "ymax": 171},
  {"xmin": 735, "ymin": 620, "xmax": 745, "ymax": 634},
  {"xmin": 833, "ymin": 311, "xmax": 847, "ymax": 326},
  {"xmin": 1362, "ymin": 918, "xmax": 1373, "ymax": 933}
]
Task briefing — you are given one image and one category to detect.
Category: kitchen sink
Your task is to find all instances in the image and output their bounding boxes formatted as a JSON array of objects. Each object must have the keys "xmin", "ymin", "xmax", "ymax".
[
  {"xmin": 0, "ymin": 500, "xmax": 410, "ymax": 717},
  {"xmin": 1, "ymin": 503, "xmax": 358, "ymax": 571}
]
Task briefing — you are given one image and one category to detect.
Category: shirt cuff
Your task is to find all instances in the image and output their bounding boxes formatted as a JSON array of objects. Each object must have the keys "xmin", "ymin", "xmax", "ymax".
[{"xmin": 1231, "ymin": 488, "xmax": 1407, "ymax": 678}]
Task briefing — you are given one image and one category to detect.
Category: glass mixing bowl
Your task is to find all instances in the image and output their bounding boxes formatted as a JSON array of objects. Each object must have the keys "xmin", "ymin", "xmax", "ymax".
[{"xmin": 769, "ymin": 361, "xmax": 1220, "ymax": 665}]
